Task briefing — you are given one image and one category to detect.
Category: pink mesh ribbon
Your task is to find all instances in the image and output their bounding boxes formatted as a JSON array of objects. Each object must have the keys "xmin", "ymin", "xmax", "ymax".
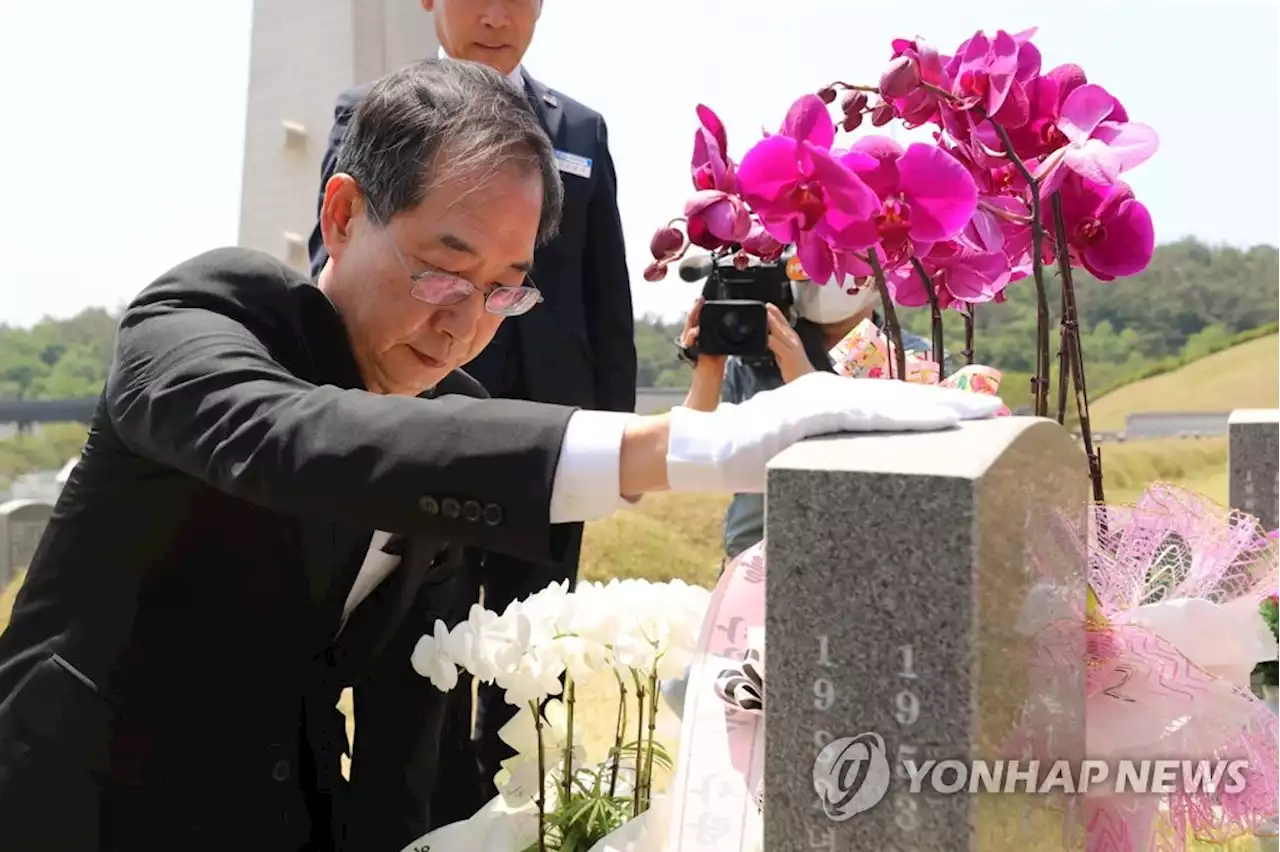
[
  {"xmin": 1081, "ymin": 484, "xmax": 1280, "ymax": 851},
  {"xmin": 666, "ymin": 542, "xmax": 766, "ymax": 852}
]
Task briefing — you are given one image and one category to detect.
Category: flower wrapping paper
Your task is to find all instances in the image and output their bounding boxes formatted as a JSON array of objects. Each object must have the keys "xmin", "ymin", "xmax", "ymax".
[
  {"xmin": 828, "ymin": 318, "xmax": 1013, "ymax": 416},
  {"xmin": 1012, "ymin": 484, "xmax": 1280, "ymax": 852}
]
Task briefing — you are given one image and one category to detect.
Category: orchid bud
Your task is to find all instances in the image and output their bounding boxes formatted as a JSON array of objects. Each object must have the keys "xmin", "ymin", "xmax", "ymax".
[
  {"xmin": 649, "ymin": 226, "xmax": 684, "ymax": 260},
  {"xmin": 879, "ymin": 55, "xmax": 922, "ymax": 99},
  {"xmin": 741, "ymin": 225, "xmax": 783, "ymax": 261},
  {"xmin": 642, "ymin": 261, "xmax": 669, "ymax": 282},
  {"xmin": 817, "ymin": 85, "xmax": 838, "ymax": 104},
  {"xmin": 841, "ymin": 111, "xmax": 864, "ymax": 133},
  {"xmin": 870, "ymin": 102, "xmax": 896, "ymax": 127},
  {"xmin": 841, "ymin": 91, "xmax": 868, "ymax": 116}
]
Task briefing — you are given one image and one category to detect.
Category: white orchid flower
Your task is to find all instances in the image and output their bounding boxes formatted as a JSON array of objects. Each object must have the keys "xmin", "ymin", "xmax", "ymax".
[
  {"xmin": 554, "ymin": 634, "xmax": 611, "ymax": 686},
  {"xmin": 499, "ymin": 644, "xmax": 566, "ymax": 706},
  {"xmin": 472, "ymin": 605, "xmax": 533, "ymax": 682},
  {"xmin": 410, "ymin": 619, "xmax": 458, "ymax": 692}
]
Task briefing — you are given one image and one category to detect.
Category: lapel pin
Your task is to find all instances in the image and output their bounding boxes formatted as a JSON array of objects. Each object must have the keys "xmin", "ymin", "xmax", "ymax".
[{"xmin": 543, "ymin": 93, "xmax": 559, "ymax": 108}]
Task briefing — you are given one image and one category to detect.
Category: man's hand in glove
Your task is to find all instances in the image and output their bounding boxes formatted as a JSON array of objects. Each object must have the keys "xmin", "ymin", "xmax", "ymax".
[{"xmin": 618, "ymin": 372, "xmax": 1003, "ymax": 496}]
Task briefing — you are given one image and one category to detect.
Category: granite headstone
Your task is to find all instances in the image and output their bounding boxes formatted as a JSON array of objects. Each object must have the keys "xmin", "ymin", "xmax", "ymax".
[
  {"xmin": 1228, "ymin": 409, "xmax": 1279, "ymax": 532},
  {"xmin": 763, "ymin": 417, "xmax": 1089, "ymax": 852},
  {"xmin": 0, "ymin": 499, "xmax": 54, "ymax": 587}
]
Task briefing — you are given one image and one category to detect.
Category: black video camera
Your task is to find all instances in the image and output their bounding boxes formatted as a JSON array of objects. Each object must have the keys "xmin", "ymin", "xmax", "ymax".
[{"xmin": 684, "ymin": 257, "xmax": 795, "ymax": 364}]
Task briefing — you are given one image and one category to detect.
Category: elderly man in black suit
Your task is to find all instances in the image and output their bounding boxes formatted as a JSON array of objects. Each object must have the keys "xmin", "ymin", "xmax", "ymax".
[
  {"xmin": 307, "ymin": 0, "xmax": 637, "ymax": 813},
  {"xmin": 0, "ymin": 54, "xmax": 999, "ymax": 851}
]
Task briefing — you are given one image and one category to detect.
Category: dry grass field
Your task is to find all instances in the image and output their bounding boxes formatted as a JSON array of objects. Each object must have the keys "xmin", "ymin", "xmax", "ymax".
[{"xmin": 1090, "ymin": 334, "xmax": 1279, "ymax": 431}]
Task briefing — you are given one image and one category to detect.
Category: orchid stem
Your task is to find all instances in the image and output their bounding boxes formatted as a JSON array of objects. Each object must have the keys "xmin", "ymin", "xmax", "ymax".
[
  {"xmin": 910, "ymin": 257, "xmax": 946, "ymax": 378},
  {"xmin": 532, "ymin": 699, "xmax": 547, "ymax": 852},
  {"xmin": 1055, "ymin": 278, "xmax": 1070, "ymax": 425},
  {"xmin": 865, "ymin": 253, "xmax": 907, "ymax": 381},
  {"xmin": 1050, "ymin": 195, "xmax": 1107, "ymax": 504},
  {"xmin": 963, "ymin": 305, "xmax": 975, "ymax": 365},
  {"xmin": 631, "ymin": 670, "xmax": 646, "ymax": 819},
  {"xmin": 641, "ymin": 668, "xmax": 660, "ymax": 811},
  {"xmin": 829, "ymin": 81, "xmax": 880, "ymax": 94},
  {"xmin": 987, "ymin": 118, "xmax": 1051, "ymax": 417},
  {"xmin": 608, "ymin": 671, "xmax": 627, "ymax": 799},
  {"xmin": 561, "ymin": 678, "xmax": 576, "ymax": 809},
  {"xmin": 920, "ymin": 81, "xmax": 954, "ymax": 102}
]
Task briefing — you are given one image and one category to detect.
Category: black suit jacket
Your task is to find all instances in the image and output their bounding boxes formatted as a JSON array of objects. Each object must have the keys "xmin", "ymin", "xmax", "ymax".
[
  {"xmin": 0, "ymin": 248, "xmax": 576, "ymax": 852},
  {"xmin": 308, "ymin": 69, "xmax": 638, "ymax": 414}
]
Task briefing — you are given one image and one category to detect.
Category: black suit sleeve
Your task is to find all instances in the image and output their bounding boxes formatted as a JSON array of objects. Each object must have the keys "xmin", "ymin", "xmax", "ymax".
[
  {"xmin": 103, "ymin": 268, "xmax": 573, "ymax": 563},
  {"xmin": 308, "ymin": 88, "xmax": 365, "ymax": 279},
  {"xmin": 582, "ymin": 118, "xmax": 638, "ymax": 413}
]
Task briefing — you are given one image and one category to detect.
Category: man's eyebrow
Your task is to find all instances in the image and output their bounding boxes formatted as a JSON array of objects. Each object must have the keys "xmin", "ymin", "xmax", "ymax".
[{"xmin": 438, "ymin": 232, "xmax": 534, "ymax": 274}]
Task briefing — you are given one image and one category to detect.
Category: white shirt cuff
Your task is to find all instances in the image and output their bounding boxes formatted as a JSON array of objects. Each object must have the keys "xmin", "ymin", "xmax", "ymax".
[{"xmin": 549, "ymin": 410, "xmax": 638, "ymax": 524}]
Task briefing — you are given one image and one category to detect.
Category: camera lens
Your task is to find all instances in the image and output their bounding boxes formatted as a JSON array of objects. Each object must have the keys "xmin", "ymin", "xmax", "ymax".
[{"xmin": 720, "ymin": 310, "xmax": 749, "ymax": 344}]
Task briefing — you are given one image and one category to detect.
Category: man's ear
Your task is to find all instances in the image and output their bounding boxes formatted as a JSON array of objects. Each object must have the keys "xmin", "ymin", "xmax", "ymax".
[{"xmin": 319, "ymin": 174, "xmax": 362, "ymax": 263}]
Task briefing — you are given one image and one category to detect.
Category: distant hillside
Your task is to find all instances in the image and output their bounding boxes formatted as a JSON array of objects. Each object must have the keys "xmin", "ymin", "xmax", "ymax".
[
  {"xmin": 0, "ymin": 239, "xmax": 1276, "ymax": 403},
  {"xmin": 636, "ymin": 239, "xmax": 1279, "ymax": 393},
  {"xmin": 1090, "ymin": 334, "xmax": 1279, "ymax": 430}
]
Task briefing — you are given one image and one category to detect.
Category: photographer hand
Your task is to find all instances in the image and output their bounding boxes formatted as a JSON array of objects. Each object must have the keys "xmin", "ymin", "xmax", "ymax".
[
  {"xmin": 680, "ymin": 298, "xmax": 727, "ymax": 412},
  {"xmin": 765, "ymin": 303, "xmax": 815, "ymax": 384}
]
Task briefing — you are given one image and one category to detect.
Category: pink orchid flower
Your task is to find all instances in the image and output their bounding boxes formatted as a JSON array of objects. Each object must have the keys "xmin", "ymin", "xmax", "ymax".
[
  {"xmin": 740, "ymin": 222, "xmax": 785, "ymax": 261},
  {"xmin": 737, "ymin": 95, "xmax": 881, "ymax": 283},
  {"xmin": 1034, "ymin": 83, "xmax": 1158, "ymax": 196},
  {"xmin": 886, "ymin": 37, "xmax": 950, "ymax": 127},
  {"xmin": 839, "ymin": 136, "xmax": 980, "ymax": 269},
  {"xmin": 683, "ymin": 190, "xmax": 751, "ymax": 249},
  {"xmin": 691, "ymin": 105, "xmax": 735, "ymax": 193},
  {"xmin": 958, "ymin": 195, "xmax": 1035, "ymax": 284},
  {"xmin": 887, "ymin": 240, "xmax": 1012, "ymax": 308},
  {"xmin": 940, "ymin": 143, "xmax": 1036, "ymax": 280},
  {"xmin": 1048, "ymin": 173, "xmax": 1154, "ymax": 281},
  {"xmin": 938, "ymin": 30, "xmax": 1045, "ymax": 170},
  {"xmin": 943, "ymin": 29, "xmax": 1039, "ymax": 129},
  {"xmin": 995, "ymin": 64, "xmax": 1129, "ymax": 162},
  {"xmin": 684, "ymin": 105, "xmax": 752, "ymax": 250}
]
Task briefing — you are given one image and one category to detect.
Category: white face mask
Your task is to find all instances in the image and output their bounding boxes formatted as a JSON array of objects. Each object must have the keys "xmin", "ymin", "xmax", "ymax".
[{"xmin": 792, "ymin": 277, "xmax": 879, "ymax": 324}]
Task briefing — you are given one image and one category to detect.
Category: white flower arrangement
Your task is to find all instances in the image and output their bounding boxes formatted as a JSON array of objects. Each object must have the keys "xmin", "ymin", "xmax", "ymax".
[{"xmin": 407, "ymin": 578, "xmax": 712, "ymax": 852}]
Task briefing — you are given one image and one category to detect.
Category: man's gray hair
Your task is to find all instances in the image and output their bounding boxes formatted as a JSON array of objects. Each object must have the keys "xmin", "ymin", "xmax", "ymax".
[{"xmin": 335, "ymin": 58, "xmax": 563, "ymax": 246}]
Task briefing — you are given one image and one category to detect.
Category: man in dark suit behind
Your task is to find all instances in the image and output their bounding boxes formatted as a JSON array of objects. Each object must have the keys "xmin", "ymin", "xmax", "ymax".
[{"xmin": 307, "ymin": 0, "xmax": 637, "ymax": 808}]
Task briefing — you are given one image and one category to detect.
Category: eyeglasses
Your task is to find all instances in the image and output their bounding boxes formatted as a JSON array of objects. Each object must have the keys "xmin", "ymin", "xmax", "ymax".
[{"xmin": 366, "ymin": 204, "xmax": 544, "ymax": 318}]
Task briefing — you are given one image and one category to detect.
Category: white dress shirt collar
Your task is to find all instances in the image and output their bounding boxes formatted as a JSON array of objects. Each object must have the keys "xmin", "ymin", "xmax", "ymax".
[{"xmin": 436, "ymin": 46, "xmax": 526, "ymax": 89}]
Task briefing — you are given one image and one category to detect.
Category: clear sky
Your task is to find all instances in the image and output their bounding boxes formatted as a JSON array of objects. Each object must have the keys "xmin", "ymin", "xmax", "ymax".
[{"xmin": 1, "ymin": 0, "xmax": 1276, "ymax": 327}]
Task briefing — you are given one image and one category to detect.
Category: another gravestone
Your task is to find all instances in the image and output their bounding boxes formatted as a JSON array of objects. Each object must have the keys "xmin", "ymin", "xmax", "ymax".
[
  {"xmin": 764, "ymin": 418, "xmax": 1089, "ymax": 852},
  {"xmin": 0, "ymin": 499, "xmax": 55, "ymax": 587},
  {"xmin": 1228, "ymin": 409, "xmax": 1279, "ymax": 532}
]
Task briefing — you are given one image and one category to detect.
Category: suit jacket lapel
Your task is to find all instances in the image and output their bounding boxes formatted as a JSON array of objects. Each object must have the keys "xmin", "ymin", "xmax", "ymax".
[
  {"xmin": 326, "ymin": 534, "xmax": 449, "ymax": 682},
  {"xmin": 523, "ymin": 70, "xmax": 563, "ymax": 143}
]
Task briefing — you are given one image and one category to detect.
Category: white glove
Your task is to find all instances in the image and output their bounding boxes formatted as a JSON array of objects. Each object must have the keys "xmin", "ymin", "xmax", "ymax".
[{"xmin": 666, "ymin": 372, "xmax": 1003, "ymax": 493}]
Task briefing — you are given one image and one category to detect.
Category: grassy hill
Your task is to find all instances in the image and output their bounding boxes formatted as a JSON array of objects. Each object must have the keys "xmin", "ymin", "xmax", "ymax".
[{"xmin": 1089, "ymin": 334, "xmax": 1279, "ymax": 430}]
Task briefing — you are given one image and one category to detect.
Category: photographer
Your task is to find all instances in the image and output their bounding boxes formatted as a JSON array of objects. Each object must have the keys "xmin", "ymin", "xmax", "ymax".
[{"xmin": 677, "ymin": 272, "xmax": 930, "ymax": 561}]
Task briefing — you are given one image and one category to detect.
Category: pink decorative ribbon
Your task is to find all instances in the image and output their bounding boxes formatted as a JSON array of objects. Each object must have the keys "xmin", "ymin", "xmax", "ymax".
[{"xmin": 667, "ymin": 542, "xmax": 767, "ymax": 851}]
